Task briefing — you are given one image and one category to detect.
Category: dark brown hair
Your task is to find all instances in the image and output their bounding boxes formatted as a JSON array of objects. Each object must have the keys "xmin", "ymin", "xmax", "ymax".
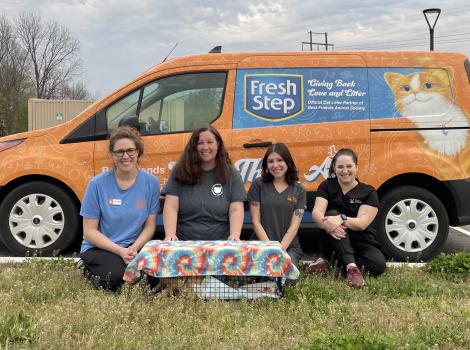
[
  {"xmin": 261, "ymin": 143, "xmax": 299, "ymax": 184},
  {"xmin": 173, "ymin": 125, "xmax": 231, "ymax": 185},
  {"xmin": 109, "ymin": 126, "xmax": 144, "ymax": 159},
  {"xmin": 328, "ymin": 148, "xmax": 358, "ymax": 178}
]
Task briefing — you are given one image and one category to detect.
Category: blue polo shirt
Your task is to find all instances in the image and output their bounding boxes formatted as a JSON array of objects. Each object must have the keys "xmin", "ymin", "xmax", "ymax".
[{"xmin": 80, "ymin": 169, "xmax": 160, "ymax": 253}]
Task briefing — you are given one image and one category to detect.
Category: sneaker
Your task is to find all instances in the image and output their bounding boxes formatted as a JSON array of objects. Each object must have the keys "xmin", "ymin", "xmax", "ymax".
[
  {"xmin": 346, "ymin": 266, "xmax": 364, "ymax": 289},
  {"xmin": 75, "ymin": 258, "xmax": 85, "ymax": 272},
  {"xmin": 306, "ymin": 258, "xmax": 329, "ymax": 274}
]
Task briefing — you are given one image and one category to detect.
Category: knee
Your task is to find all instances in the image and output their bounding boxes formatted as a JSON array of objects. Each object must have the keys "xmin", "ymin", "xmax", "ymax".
[
  {"xmin": 325, "ymin": 209, "xmax": 340, "ymax": 216},
  {"xmin": 367, "ymin": 255, "xmax": 386, "ymax": 277}
]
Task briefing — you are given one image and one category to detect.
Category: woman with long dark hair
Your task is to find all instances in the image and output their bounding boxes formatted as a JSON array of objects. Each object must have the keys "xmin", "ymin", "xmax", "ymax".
[
  {"xmin": 163, "ymin": 126, "xmax": 246, "ymax": 241},
  {"xmin": 247, "ymin": 143, "xmax": 306, "ymax": 268}
]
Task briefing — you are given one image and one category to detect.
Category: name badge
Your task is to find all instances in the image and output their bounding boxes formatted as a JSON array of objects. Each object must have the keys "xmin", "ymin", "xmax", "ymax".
[{"xmin": 109, "ymin": 198, "xmax": 122, "ymax": 206}]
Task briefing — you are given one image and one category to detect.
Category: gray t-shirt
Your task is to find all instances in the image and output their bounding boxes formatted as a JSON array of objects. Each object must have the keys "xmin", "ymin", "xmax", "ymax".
[
  {"xmin": 247, "ymin": 178, "xmax": 306, "ymax": 249},
  {"xmin": 163, "ymin": 166, "xmax": 247, "ymax": 240}
]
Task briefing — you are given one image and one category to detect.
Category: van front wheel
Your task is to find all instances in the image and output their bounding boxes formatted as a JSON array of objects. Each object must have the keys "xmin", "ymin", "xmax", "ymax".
[
  {"xmin": 0, "ymin": 182, "xmax": 79, "ymax": 256},
  {"xmin": 376, "ymin": 186, "xmax": 448, "ymax": 261}
]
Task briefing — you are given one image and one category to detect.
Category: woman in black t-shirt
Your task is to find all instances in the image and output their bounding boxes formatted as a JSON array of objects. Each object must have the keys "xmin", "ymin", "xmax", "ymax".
[
  {"xmin": 309, "ymin": 148, "xmax": 386, "ymax": 288},
  {"xmin": 248, "ymin": 143, "xmax": 306, "ymax": 269}
]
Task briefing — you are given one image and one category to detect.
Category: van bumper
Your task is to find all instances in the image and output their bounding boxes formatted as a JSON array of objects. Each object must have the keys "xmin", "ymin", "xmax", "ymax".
[{"xmin": 443, "ymin": 179, "xmax": 470, "ymax": 226}]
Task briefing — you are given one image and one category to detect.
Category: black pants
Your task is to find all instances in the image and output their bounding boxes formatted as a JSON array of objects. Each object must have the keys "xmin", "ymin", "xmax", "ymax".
[
  {"xmin": 80, "ymin": 248, "xmax": 160, "ymax": 291},
  {"xmin": 319, "ymin": 211, "xmax": 386, "ymax": 277},
  {"xmin": 80, "ymin": 248, "xmax": 128, "ymax": 291}
]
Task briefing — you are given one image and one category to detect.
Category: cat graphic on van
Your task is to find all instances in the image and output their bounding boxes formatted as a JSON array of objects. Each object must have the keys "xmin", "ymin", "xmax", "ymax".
[{"xmin": 384, "ymin": 70, "xmax": 469, "ymax": 157}]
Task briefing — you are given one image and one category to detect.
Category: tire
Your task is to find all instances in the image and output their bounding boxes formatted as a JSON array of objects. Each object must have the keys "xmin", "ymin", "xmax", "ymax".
[
  {"xmin": 0, "ymin": 181, "xmax": 79, "ymax": 256},
  {"xmin": 376, "ymin": 185, "xmax": 449, "ymax": 262}
]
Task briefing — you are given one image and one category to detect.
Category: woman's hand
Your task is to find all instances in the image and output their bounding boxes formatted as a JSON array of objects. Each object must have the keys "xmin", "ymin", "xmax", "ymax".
[
  {"xmin": 323, "ymin": 215, "xmax": 346, "ymax": 240},
  {"xmin": 227, "ymin": 233, "xmax": 241, "ymax": 241},
  {"xmin": 118, "ymin": 246, "xmax": 138, "ymax": 264},
  {"xmin": 164, "ymin": 233, "xmax": 178, "ymax": 241},
  {"xmin": 281, "ymin": 241, "xmax": 289, "ymax": 251}
]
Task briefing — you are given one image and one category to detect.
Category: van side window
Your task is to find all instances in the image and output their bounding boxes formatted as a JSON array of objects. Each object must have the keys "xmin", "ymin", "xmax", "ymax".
[
  {"xmin": 139, "ymin": 72, "xmax": 226, "ymax": 134},
  {"xmin": 106, "ymin": 89, "xmax": 141, "ymax": 131},
  {"xmin": 105, "ymin": 72, "xmax": 227, "ymax": 134}
]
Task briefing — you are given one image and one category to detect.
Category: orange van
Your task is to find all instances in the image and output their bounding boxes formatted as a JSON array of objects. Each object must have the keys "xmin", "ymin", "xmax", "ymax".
[{"xmin": 1, "ymin": 50, "xmax": 469, "ymax": 261}]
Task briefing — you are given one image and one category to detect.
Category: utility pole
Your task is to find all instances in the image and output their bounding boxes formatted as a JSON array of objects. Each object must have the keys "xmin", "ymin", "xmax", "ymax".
[{"xmin": 302, "ymin": 31, "xmax": 334, "ymax": 51}]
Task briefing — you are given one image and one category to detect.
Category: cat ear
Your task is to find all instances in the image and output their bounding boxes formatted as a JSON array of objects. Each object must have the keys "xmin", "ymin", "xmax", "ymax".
[
  {"xmin": 429, "ymin": 69, "xmax": 450, "ymax": 85},
  {"xmin": 383, "ymin": 72, "xmax": 404, "ymax": 91}
]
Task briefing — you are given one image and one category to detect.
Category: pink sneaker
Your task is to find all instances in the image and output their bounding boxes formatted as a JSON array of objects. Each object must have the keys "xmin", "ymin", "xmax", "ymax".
[
  {"xmin": 306, "ymin": 258, "xmax": 329, "ymax": 274},
  {"xmin": 346, "ymin": 266, "xmax": 364, "ymax": 289}
]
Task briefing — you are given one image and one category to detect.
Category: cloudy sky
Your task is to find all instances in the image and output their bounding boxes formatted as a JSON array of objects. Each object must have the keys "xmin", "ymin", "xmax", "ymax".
[{"xmin": 2, "ymin": 0, "xmax": 469, "ymax": 98}]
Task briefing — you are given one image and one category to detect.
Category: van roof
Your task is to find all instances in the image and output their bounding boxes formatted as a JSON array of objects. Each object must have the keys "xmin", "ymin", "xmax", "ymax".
[
  {"xmin": 98, "ymin": 50, "xmax": 468, "ymax": 109},
  {"xmin": 149, "ymin": 50, "xmax": 468, "ymax": 72}
]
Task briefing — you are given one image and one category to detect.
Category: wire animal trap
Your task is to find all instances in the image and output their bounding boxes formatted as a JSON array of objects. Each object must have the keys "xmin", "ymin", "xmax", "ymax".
[{"xmin": 124, "ymin": 240, "xmax": 299, "ymax": 300}]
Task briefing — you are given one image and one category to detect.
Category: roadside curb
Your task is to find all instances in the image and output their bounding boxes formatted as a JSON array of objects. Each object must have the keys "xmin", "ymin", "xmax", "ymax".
[{"xmin": 0, "ymin": 256, "xmax": 426, "ymax": 268}]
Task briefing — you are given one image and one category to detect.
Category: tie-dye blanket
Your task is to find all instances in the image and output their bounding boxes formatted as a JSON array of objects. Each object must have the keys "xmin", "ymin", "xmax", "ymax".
[{"xmin": 123, "ymin": 240, "xmax": 300, "ymax": 283}]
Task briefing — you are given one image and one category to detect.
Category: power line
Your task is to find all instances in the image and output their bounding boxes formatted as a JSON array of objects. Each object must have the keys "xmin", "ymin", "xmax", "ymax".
[
  {"xmin": 332, "ymin": 9, "xmax": 470, "ymax": 44},
  {"xmin": 338, "ymin": 31, "xmax": 470, "ymax": 50},
  {"xmin": 336, "ymin": 36, "xmax": 470, "ymax": 51}
]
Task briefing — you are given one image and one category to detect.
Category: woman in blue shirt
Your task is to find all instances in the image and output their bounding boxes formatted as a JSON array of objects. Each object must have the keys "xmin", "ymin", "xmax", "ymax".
[{"xmin": 80, "ymin": 126, "xmax": 160, "ymax": 290}]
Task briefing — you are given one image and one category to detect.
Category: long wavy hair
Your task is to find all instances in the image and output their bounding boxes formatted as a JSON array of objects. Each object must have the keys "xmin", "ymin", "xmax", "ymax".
[
  {"xmin": 328, "ymin": 148, "xmax": 358, "ymax": 178},
  {"xmin": 261, "ymin": 143, "xmax": 299, "ymax": 184},
  {"xmin": 173, "ymin": 125, "xmax": 232, "ymax": 185}
]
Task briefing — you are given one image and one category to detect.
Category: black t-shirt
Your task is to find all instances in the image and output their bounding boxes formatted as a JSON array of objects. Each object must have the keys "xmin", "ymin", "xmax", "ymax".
[
  {"xmin": 247, "ymin": 178, "xmax": 306, "ymax": 249},
  {"xmin": 316, "ymin": 177, "xmax": 379, "ymax": 233}
]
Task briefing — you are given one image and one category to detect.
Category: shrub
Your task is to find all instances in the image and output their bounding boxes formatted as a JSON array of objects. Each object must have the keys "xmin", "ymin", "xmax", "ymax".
[{"xmin": 425, "ymin": 253, "xmax": 470, "ymax": 280}]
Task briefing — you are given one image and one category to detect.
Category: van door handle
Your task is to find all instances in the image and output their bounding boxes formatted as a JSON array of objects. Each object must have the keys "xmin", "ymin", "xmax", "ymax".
[{"xmin": 243, "ymin": 141, "xmax": 273, "ymax": 149}]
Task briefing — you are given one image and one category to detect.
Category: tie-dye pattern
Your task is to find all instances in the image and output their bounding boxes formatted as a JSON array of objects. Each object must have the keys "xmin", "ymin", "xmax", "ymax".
[{"xmin": 123, "ymin": 240, "xmax": 300, "ymax": 283}]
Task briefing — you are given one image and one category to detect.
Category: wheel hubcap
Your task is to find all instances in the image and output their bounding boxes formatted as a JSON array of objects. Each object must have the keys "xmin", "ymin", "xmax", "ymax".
[
  {"xmin": 32, "ymin": 215, "xmax": 42, "ymax": 226},
  {"xmin": 9, "ymin": 193, "xmax": 65, "ymax": 249},
  {"xmin": 385, "ymin": 198, "xmax": 438, "ymax": 253}
]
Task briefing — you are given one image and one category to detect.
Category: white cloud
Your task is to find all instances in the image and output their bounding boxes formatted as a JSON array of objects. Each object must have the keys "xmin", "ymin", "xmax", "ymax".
[{"xmin": 1, "ymin": 0, "xmax": 469, "ymax": 96}]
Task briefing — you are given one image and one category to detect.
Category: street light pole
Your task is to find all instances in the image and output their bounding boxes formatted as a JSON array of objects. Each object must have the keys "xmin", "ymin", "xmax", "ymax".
[{"xmin": 423, "ymin": 8, "xmax": 441, "ymax": 51}]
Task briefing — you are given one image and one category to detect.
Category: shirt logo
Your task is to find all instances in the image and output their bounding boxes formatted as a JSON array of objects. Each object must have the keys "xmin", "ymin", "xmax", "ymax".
[
  {"xmin": 349, "ymin": 198, "xmax": 363, "ymax": 205},
  {"xmin": 211, "ymin": 184, "xmax": 223, "ymax": 196},
  {"xmin": 287, "ymin": 195, "xmax": 298, "ymax": 204},
  {"xmin": 136, "ymin": 199, "xmax": 145, "ymax": 209}
]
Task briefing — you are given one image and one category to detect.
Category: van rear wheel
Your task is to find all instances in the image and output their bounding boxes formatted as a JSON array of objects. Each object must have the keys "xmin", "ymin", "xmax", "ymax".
[
  {"xmin": 0, "ymin": 182, "xmax": 79, "ymax": 256},
  {"xmin": 376, "ymin": 186, "xmax": 448, "ymax": 262}
]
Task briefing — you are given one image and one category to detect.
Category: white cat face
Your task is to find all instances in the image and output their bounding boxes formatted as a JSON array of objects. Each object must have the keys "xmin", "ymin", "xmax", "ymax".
[
  {"xmin": 384, "ymin": 70, "xmax": 469, "ymax": 156},
  {"xmin": 397, "ymin": 74, "xmax": 451, "ymax": 117}
]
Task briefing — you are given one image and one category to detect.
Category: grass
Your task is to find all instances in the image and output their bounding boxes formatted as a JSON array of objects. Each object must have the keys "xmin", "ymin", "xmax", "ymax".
[{"xmin": 0, "ymin": 256, "xmax": 469, "ymax": 349}]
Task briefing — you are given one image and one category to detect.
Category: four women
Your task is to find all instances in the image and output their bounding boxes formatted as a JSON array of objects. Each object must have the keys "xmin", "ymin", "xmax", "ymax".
[{"xmin": 80, "ymin": 124, "xmax": 386, "ymax": 291}]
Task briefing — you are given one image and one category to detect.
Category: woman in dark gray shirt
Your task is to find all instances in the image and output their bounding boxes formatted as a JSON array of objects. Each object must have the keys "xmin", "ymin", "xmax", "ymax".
[
  {"xmin": 163, "ymin": 126, "xmax": 246, "ymax": 241},
  {"xmin": 248, "ymin": 143, "xmax": 306, "ymax": 268}
]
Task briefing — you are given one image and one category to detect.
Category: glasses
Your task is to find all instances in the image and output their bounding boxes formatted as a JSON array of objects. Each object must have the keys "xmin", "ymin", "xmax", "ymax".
[{"xmin": 112, "ymin": 148, "xmax": 138, "ymax": 158}]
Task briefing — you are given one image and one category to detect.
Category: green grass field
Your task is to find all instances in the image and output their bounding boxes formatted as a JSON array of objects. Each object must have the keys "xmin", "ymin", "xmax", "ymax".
[{"xmin": 0, "ymin": 255, "xmax": 469, "ymax": 349}]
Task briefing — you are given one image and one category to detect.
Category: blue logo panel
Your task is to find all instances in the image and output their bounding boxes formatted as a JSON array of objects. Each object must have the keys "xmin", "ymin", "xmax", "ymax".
[
  {"xmin": 244, "ymin": 74, "xmax": 303, "ymax": 121},
  {"xmin": 234, "ymin": 68, "xmax": 369, "ymax": 129}
]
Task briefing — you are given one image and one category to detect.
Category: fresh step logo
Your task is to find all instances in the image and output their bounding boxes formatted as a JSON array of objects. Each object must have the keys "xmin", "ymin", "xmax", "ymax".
[{"xmin": 245, "ymin": 74, "xmax": 303, "ymax": 121}]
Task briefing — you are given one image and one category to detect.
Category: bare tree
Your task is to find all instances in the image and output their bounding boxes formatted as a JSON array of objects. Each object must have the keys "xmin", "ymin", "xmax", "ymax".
[
  {"xmin": 59, "ymin": 80, "xmax": 92, "ymax": 100},
  {"xmin": 0, "ymin": 15, "xmax": 30, "ymax": 135},
  {"xmin": 16, "ymin": 12, "xmax": 83, "ymax": 99}
]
